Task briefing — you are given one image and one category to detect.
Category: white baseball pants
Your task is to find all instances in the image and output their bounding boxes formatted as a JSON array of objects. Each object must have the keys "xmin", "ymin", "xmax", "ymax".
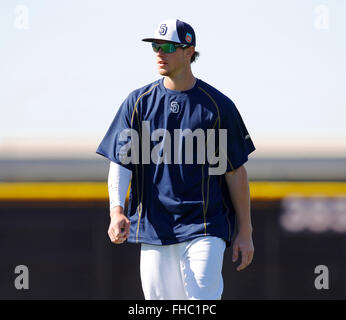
[{"xmin": 140, "ymin": 236, "xmax": 226, "ymax": 300}]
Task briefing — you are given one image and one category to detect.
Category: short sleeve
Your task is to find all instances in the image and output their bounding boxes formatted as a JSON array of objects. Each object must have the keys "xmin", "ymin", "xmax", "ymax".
[
  {"xmin": 96, "ymin": 94, "xmax": 138, "ymax": 171},
  {"xmin": 221, "ymin": 100, "xmax": 256, "ymax": 172}
]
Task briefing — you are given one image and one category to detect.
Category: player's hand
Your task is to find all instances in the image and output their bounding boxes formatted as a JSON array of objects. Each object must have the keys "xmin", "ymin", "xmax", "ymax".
[
  {"xmin": 232, "ymin": 230, "xmax": 254, "ymax": 271},
  {"xmin": 108, "ymin": 206, "xmax": 130, "ymax": 244}
]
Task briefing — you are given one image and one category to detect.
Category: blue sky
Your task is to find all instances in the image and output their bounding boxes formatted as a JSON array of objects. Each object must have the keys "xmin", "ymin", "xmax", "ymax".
[{"xmin": 0, "ymin": 0, "xmax": 345, "ymax": 146}]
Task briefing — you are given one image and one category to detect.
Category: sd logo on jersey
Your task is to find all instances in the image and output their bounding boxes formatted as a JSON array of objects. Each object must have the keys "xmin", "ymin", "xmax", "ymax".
[{"xmin": 170, "ymin": 101, "xmax": 180, "ymax": 113}]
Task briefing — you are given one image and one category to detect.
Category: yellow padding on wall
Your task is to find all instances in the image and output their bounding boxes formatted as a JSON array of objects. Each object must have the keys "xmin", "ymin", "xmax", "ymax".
[
  {"xmin": 0, "ymin": 182, "xmax": 108, "ymax": 200},
  {"xmin": 249, "ymin": 181, "xmax": 346, "ymax": 199},
  {"xmin": 0, "ymin": 181, "xmax": 345, "ymax": 201}
]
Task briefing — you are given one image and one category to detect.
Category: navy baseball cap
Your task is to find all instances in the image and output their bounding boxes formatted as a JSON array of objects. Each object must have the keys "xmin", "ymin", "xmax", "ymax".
[{"xmin": 142, "ymin": 19, "xmax": 196, "ymax": 47}]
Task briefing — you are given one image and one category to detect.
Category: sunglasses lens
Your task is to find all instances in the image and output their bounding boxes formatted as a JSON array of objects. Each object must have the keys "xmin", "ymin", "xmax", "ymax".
[
  {"xmin": 152, "ymin": 43, "xmax": 176, "ymax": 53},
  {"xmin": 152, "ymin": 42, "xmax": 159, "ymax": 52},
  {"xmin": 163, "ymin": 43, "xmax": 175, "ymax": 53}
]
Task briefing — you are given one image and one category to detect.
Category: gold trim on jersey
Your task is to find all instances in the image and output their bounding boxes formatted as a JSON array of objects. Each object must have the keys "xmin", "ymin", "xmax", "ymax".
[
  {"xmin": 131, "ymin": 83, "xmax": 159, "ymax": 243},
  {"xmin": 198, "ymin": 86, "xmax": 229, "ymax": 236}
]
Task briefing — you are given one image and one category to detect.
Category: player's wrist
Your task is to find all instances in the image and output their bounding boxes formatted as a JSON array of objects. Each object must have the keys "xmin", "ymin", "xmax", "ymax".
[
  {"xmin": 110, "ymin": 206, "xmax": 125, "ymax": 218},
  {"xmin": 237, "ymin": 224, "xmax": 253, "ymax": 236}
]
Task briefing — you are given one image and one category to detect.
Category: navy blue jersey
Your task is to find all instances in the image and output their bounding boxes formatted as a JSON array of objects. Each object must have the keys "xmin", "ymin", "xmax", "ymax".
[{"xmin": 96, "ymin": 78, "xmax": 255, "ymax": 247}]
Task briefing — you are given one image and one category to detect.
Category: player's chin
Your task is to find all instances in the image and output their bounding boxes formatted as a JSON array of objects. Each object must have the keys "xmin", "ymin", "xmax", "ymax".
[{"xmin": 158, "ymin": 68, "xmax": 170, "ymax": 76}]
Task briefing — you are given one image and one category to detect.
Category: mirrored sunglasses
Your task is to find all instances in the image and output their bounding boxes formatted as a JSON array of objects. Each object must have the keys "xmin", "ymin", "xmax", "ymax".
[{"xmin": 152, "ymin": 42, "xmax": 188, "ymax": 53}]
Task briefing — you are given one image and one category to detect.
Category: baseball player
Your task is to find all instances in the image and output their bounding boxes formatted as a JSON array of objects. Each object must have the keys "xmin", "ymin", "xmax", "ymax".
[{"xmin": 96, "ymin": 19, "xmax": 255, "ymax": 300}]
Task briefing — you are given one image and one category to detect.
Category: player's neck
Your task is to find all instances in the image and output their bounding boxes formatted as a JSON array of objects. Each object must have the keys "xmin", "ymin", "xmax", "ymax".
[{"xmin": 163, "ymin": 71, "xmax": 196, "ymax": 92}]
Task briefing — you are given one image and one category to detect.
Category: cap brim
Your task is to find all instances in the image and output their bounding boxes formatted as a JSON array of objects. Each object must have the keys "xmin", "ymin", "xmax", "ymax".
[
  {"xmin": 142, "ymin": 38, "xmax": 156, "ymax": 42},
  {"xmin": 141, "ymin": 38, "xmax": 181, "ymax": 45}
]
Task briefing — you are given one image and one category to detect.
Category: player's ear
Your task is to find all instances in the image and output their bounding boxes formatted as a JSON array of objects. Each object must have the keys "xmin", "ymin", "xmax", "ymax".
[{"xmin": 185, "ymin": 46, "xmax": 195, "ymax": 62}]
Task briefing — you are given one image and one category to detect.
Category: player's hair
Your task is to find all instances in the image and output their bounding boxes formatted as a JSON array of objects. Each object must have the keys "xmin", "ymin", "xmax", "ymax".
[{"xmin": 191, "ymin": 51, "xmax": 200, "ymax": 63}]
